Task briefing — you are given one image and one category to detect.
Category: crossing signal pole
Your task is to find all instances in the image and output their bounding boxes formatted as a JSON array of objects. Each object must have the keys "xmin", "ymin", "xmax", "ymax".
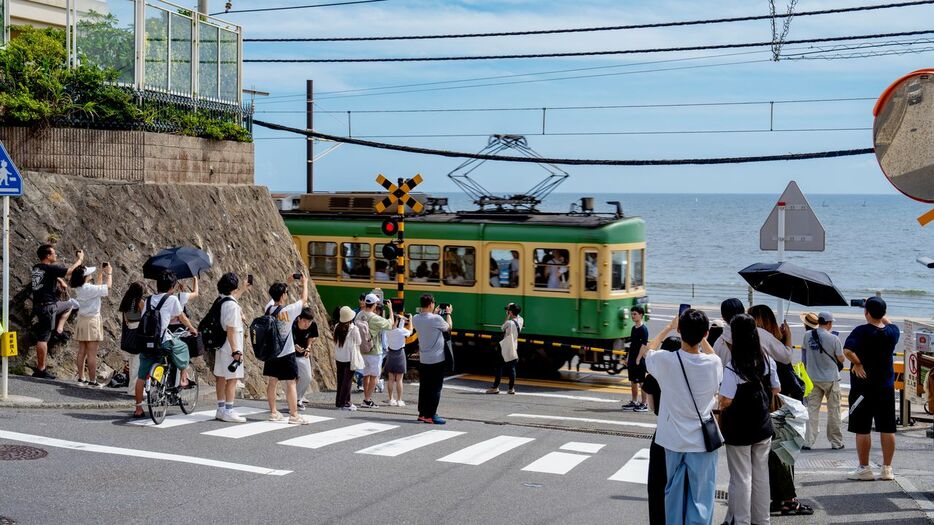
[{"xmin": 375, "ymin": 174, "xmax": 423, "ymax": 307}]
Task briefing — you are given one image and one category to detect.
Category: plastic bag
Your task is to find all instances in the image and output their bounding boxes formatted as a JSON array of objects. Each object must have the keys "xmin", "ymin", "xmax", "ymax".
[{"xmin": 793, "ymin": 362, "xmax": 813, "ymax": 397}]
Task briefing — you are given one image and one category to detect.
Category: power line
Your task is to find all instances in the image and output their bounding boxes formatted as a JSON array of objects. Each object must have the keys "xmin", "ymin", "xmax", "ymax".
[
  {"xmin": 252, "ymin": 127, "xmax": 872, "ymax": 139},
  {"xmin": 256, "ymin": 50, "xmax": 777, "ymax": 104},
  {"xmin": 212, "ymin": 0, "xmax": 387, "ymax": 16},
  {"xmin": 253, "ymin": 119, "xmax": 874, "ymax": 166},
  {"xmin": 244, "ymin": 0, "xmax": 934, "ymax": 42},
  {"xmin": 254, "ymin": 96, "xmax": 875, "ymax": 114},
  {"xmin": 244, "ymin": 29, "xmax": 934, "ymax": 62}
]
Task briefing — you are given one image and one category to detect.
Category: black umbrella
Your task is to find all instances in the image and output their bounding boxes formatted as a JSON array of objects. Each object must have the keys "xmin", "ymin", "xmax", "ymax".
[
  {"xmin": 739, "ymin": 262, "xmax": 848, "ymax": 307},
  {"xmin": 143, "ymin": 247, "xmax": 212, "ymax": 280}
]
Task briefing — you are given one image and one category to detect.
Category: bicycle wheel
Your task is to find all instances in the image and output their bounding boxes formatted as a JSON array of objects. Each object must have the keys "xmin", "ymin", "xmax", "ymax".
[
  {"xmin": 178, "ymin": 380, "xmax": 199, "ymax": 414},
  {"xmin": 147, "ymin": 364, "xmax": 169, "ymax": 425}
]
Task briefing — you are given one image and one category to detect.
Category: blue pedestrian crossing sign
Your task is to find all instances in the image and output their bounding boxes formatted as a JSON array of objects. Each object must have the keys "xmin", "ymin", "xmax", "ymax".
[{"xmin": 0, "ymin": 141, "xmax": 22, "ymax": 197}]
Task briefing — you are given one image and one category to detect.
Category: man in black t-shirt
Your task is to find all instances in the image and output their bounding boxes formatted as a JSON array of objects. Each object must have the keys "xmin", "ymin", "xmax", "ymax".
[
  {"xmin": 30, "ymin": 244, "xmax": 83, "ymax": 379},
  {"xmin": 293, "ymin": 307, "xmax": 319, "ymax": 409},
  {"xmin": 843, "ymin": 297, "xmax": 900, "ymax": 482},
  {"xmin": 624, "ymin": 305, "xmax": 649, "ymax": 412}
]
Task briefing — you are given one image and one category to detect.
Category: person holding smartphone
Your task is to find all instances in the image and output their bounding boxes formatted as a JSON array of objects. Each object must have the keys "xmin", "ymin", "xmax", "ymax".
[
  {"xmin": 70, "ymin": 262, "xmax": 112, "ymax": 386},
  {"xmin": 487, "ymin": 303, "xmax": 523, "ymax": 395},
  {"xmin": 624, "ymin": 305, "xmax": 649, "ymax": 412},
  {"xmin": 30, "ymin": 244, "xmax": 84, "ymax": 378},
  {"xmin": 412, "ymin": 294, "xmax": 452, "ymax": 424}
]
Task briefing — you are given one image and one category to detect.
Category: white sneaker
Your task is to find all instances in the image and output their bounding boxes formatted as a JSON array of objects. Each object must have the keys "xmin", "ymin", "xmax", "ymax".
[
  {"xmin": 220, "ymin": 410, "xmax": 246, "ymax": 423},
  {"xmin": 397, "ymin": 400, "xmax": 406, "ymax": 407},
  {"xmin": 879, "ymin": 465, "xmax": 895, "ymax": 480},
  {"xmin": 289, "ymin": 415, "xmax": 312, "ymax": 425},
  {"xmin": 268, "ymin": 411, "xmax": 285, "ymax": 422},
  {"xmin": 848, "ymin": 465, "xmax": 875, "ymax": 481},
  {"xmin": 376, "ymin": 379, "xmax": 385, "ymax": 393},
  {"xmin": 215, "ymin": 408, "xmax": 225, "ymax": 420},
  {"xmin": 389, "ymin": 399, "xmax": 399, "ymax": 406},
  {"xmin": 340, "ymin": 404, "xmax": 358, "ymax": 411}
]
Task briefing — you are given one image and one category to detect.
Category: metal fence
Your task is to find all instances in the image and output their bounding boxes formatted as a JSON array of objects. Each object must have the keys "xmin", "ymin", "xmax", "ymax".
[
  {"xmin": 1, "ymin": 0, "xmax": 8, "ymax": 46},
  {"xmin": 73, "ymin": 0, "xmax": 242, "ymax": 106}
]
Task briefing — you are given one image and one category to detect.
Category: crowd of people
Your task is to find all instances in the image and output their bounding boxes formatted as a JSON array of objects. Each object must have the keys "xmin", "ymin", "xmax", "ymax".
[
  {"xmin": 631, "ymin": 297, "xmax": 900, "ymax": 525},
  {"xmin": 26, "ymin": 243, "xmax": 906, "ymax": 523}
]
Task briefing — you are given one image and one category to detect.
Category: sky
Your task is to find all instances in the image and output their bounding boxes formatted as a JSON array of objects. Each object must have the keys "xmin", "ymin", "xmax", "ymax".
[{"xmin": 216, "ymin": 0, "xmax": 934, "ymax": 196}]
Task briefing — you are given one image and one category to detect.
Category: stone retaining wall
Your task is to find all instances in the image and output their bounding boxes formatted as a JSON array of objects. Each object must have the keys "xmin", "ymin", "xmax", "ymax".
[{"xmin": 0, "ymin": 126, "xmax": 253, "ymax": 185}]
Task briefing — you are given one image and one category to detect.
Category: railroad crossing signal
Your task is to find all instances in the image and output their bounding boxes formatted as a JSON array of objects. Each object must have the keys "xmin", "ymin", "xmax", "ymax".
[{"xmin": 375, "ymin": 174, "xmax": 424, "ymax": 214}]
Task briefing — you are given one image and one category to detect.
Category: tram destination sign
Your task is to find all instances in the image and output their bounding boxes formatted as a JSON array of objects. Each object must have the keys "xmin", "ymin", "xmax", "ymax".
[{"xmin": 760, "ymin": 181, "xmax": 826, "ymax": 252}]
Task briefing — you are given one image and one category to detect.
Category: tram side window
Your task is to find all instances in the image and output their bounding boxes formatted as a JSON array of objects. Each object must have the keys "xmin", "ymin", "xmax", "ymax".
[
  {"xmin": 443, "ymin": 246, "xmax": 476, "ymax": 286},
  {"xmin": 373, "ymin": 244, "xmax": 398, "ymax": 282},
  {"xmin": 308, "ymin": 241, "xmax": 338, "ymax": 279},
  {"xmin": 611, "ymin": 250, "xmax": 628, "ymax": 291},
  {"xmin": 631, "ymin": 248, "xmax": 645, "ymax": 288},
  {"xmin": 584, "ymin": 252, "xmax": 598, "ymax": 291},
  {"xmin": 342, "ymin": 242, "xmax": 371, "ymax": 280},
  {"xmin": 408, "ymin": 244, "xmax": 440, "ymax": 284},
  {"xmin": 488, "ymin": 249, "xmax": 519, "ymax": 288},
  {"xmin": 533, "ymin": 248, "xmax": 570, "ymax": 290}
]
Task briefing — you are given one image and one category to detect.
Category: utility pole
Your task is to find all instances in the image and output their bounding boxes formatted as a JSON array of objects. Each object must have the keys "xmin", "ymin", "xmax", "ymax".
[
  {"xmin": 198, "ymin": 0, "xmax": 209, "ymax": 15},
  {"xmin": 306, "ymin": 80, "xmax": 314, "ymax": 193}
]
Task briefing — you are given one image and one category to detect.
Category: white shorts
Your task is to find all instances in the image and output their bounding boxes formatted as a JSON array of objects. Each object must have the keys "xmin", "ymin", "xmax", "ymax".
[
  {"xmin": 213, "ymin": 347, "xmax": 245, "ymax": 380},
  {"xmin": 362, "ymin": 354, "xmax": 382, "ymax": 377}
]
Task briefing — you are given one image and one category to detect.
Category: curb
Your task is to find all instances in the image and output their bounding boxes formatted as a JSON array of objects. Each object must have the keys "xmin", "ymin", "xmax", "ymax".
[{"xmin": 895, "ymin": 475, "xmax": 934, "ymax": 524}]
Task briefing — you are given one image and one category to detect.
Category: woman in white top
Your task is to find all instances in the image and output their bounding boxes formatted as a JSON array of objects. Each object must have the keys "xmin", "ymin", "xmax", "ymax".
[
  {"xmin": 334, "ymin": 306, "xmax": 361, "ymax": 411},
  {"xmin": 383, "ymin": 314, "xmax": 412, "ymax": 406},
  {"xmin": 213, "ymin": 273, "xmax": 249, "ymax": 423},
  {"xmin": 69, "ymin": 264, "xmax": 112, "ymax": 386}
]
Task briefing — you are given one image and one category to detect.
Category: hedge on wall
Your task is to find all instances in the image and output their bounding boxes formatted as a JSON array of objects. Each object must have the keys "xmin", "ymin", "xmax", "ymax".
[{"xmin": 0, "ymin": 25, "xmax": 251, "ymax": 143}]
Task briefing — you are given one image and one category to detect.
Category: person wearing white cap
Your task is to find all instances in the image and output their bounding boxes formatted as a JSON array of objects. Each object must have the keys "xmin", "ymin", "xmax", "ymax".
[
  {"xmin": 333, "ymin": 306, "xmax": 361, "ymax": 410},
  {"xmin": 803, "ymin": 311, "xmax": 845, "ymax": 450},
  {"xmin": 356, "ymin": 293, "xmax": 393, "ymax": 408},
  {"xmin": 69, "ymin": 264, "xmax": 112, "ymax": 386}
]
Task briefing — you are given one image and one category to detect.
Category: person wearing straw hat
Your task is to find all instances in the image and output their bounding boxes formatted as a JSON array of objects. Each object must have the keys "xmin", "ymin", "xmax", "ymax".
[{"xmin": 802, "ymin": 312, "xmax": 845, "ymax": 450}]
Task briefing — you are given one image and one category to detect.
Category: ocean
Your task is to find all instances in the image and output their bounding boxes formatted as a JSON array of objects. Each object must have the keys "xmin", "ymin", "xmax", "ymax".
[{"xmin": 435, "ymin": 192, "xmax": 934, "ymax": 320}]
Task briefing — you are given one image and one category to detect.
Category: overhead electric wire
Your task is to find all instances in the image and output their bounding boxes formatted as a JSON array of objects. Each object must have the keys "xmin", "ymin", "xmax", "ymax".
[
  {"xmin": 212, "ymin": 0, "xmax": 387, "ymax": 16},
  {"xmin": 244, "ymin": 0, "xmax": 934, "ymax": 42},
  {"xmin": 252, "ymin": 127, "xmax": 872, "ymax": 139},
  {"xmin": 254, "ymin": 96, "xmax": 875, "ymax": 114},
  {"xmin": 244, "ymin": 29, "xmax": 934, "ymax": 62},
  {"xmin": 255, "ymin": 50, "xmax": 778, "ymax": 104},
  {"xmin": 253, "ymin": 119, "xmax": 874, "ymax": 166}
]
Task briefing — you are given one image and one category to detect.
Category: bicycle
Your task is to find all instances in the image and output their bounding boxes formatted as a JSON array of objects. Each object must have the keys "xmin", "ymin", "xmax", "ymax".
[{"xmin": 145, "ymin": 329, "xmax": 199, "ymax": 425}]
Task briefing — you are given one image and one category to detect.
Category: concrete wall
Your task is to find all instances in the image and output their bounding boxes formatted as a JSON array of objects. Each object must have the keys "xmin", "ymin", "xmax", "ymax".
[{"xmin": 0, "ymin": 126, "xmax": 254, "ymax": 185}]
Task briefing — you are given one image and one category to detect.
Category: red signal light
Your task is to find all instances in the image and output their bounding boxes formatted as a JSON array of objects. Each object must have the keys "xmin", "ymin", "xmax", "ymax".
[{"xmin": 381, "ymin": 219, "xmax": 398, "ymax": 236}]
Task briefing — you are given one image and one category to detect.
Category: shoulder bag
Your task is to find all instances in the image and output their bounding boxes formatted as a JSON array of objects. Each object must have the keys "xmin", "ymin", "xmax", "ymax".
[
  {"xmin": 811, "ymin": 331, "xmax": 844, "ymax": 372},
  {"xmin": 676, "ymin": 352, "xmax": 723, "ymax": 452}
]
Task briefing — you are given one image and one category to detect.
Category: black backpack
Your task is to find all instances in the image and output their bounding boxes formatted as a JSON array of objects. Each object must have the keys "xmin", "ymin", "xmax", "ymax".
[
  {"xmin": 249, "ymin": 305, "xmax": 286, "ymax": 362},
  {"xmin": 136, "ymin": 295, "xmax": 169, "ymax": 354},
  {"xmin": 199, "ymin": 297, "xmax": 235, "ymax": 351}
]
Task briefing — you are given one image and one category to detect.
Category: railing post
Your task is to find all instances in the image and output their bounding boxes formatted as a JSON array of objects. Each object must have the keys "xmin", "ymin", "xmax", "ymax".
[{"xmin": 135, "ymin": 0, "xmax": 145, "ymax": 90}]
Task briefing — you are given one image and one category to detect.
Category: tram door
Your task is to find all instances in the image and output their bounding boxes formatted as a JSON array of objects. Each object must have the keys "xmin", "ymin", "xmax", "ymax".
[
  {"xmin": 577, "ymin": 248, "xmax": 600, "ymax": 335},
  {"xmin": 481, "ymin": 244, "xmax": 524, "ymax": 331}
]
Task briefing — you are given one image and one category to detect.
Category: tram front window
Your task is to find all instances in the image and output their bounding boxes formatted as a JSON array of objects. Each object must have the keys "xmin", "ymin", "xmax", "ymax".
[
  {"xmin": 584, "ymin": 252, "xmax": 598, "ymax": 291},
  {"xmin": 631, "ymin": 248, "xmax": 645, "ymax": 288},
  {"xmin": 611, "ymin": 250, "xmax": 628, "ymax": 290}
]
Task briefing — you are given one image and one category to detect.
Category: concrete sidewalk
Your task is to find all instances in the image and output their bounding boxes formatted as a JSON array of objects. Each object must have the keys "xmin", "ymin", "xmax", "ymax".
[{"xmin": 0, "ymin": 374, "xmax": 135, "ymax": 408}]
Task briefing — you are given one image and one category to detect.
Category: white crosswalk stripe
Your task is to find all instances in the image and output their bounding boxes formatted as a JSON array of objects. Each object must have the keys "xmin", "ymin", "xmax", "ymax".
[
  {"xmin": 356, "ymin": 430, "xmax": 465, "ymax": 457},
  {"xmin": 278, "ymin": 422, "xmax": 398, "ymax": 449},
  {"xmin": 436, "ymin": 435, "xmax": 535, "ymax": 466},
  {"xmin": 522, "ymin": 451, "xmax": 592, "ymax": 475},
  {"xmin": 560, "ymin": 442, "xmax": 606, "ymax": 454},
  {"xmin": 202, "ymin": 416, "xmax": 333, "ymax": 439},
  {"xmin": 128, "ymin": 407, "xmax": 267, "ymax": 429},
  {"xmin": 608, "ymin": 448, "xmax": 651, "ymax": 484}
]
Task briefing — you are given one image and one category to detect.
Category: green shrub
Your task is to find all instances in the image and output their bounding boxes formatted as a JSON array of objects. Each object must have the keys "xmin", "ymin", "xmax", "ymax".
[{"xmin": 0, "ymin": 25, "xmax": 251, "ymax": 142}]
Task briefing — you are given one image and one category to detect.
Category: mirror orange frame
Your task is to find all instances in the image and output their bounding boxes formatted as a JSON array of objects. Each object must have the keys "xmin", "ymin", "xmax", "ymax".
[{"xmin": 873, "ymin": 68, "xmax": 934, "ymax": 225}]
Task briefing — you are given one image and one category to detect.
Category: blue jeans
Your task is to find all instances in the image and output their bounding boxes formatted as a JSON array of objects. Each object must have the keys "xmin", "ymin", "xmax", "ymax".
[{"xmin": 664, "ymin": 449, "xmax": 718, "ymax": 525}]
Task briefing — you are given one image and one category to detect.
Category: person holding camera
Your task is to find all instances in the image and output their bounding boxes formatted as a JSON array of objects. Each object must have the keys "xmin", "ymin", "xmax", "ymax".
[
  {"xmin": 487, "ymin": 303, "xmax": 523, "ymax": 395},
  {"xmin": 213, "ymin": 273, "xmax": 249, "ymax": 423},
  {"xmin": 844, "ymin": 297, "xmax": 900, "ymax": 481},
  {"xmin": 412, "ymin": 294, "xmax": 452, "ymax": 425},
  {"xmin": 30, "ymin": 244, "xmax": 85, "ymax": 378},
  {"xmin": 803, "ymin": 312, "xmax": 845, "ymax": 450}
]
